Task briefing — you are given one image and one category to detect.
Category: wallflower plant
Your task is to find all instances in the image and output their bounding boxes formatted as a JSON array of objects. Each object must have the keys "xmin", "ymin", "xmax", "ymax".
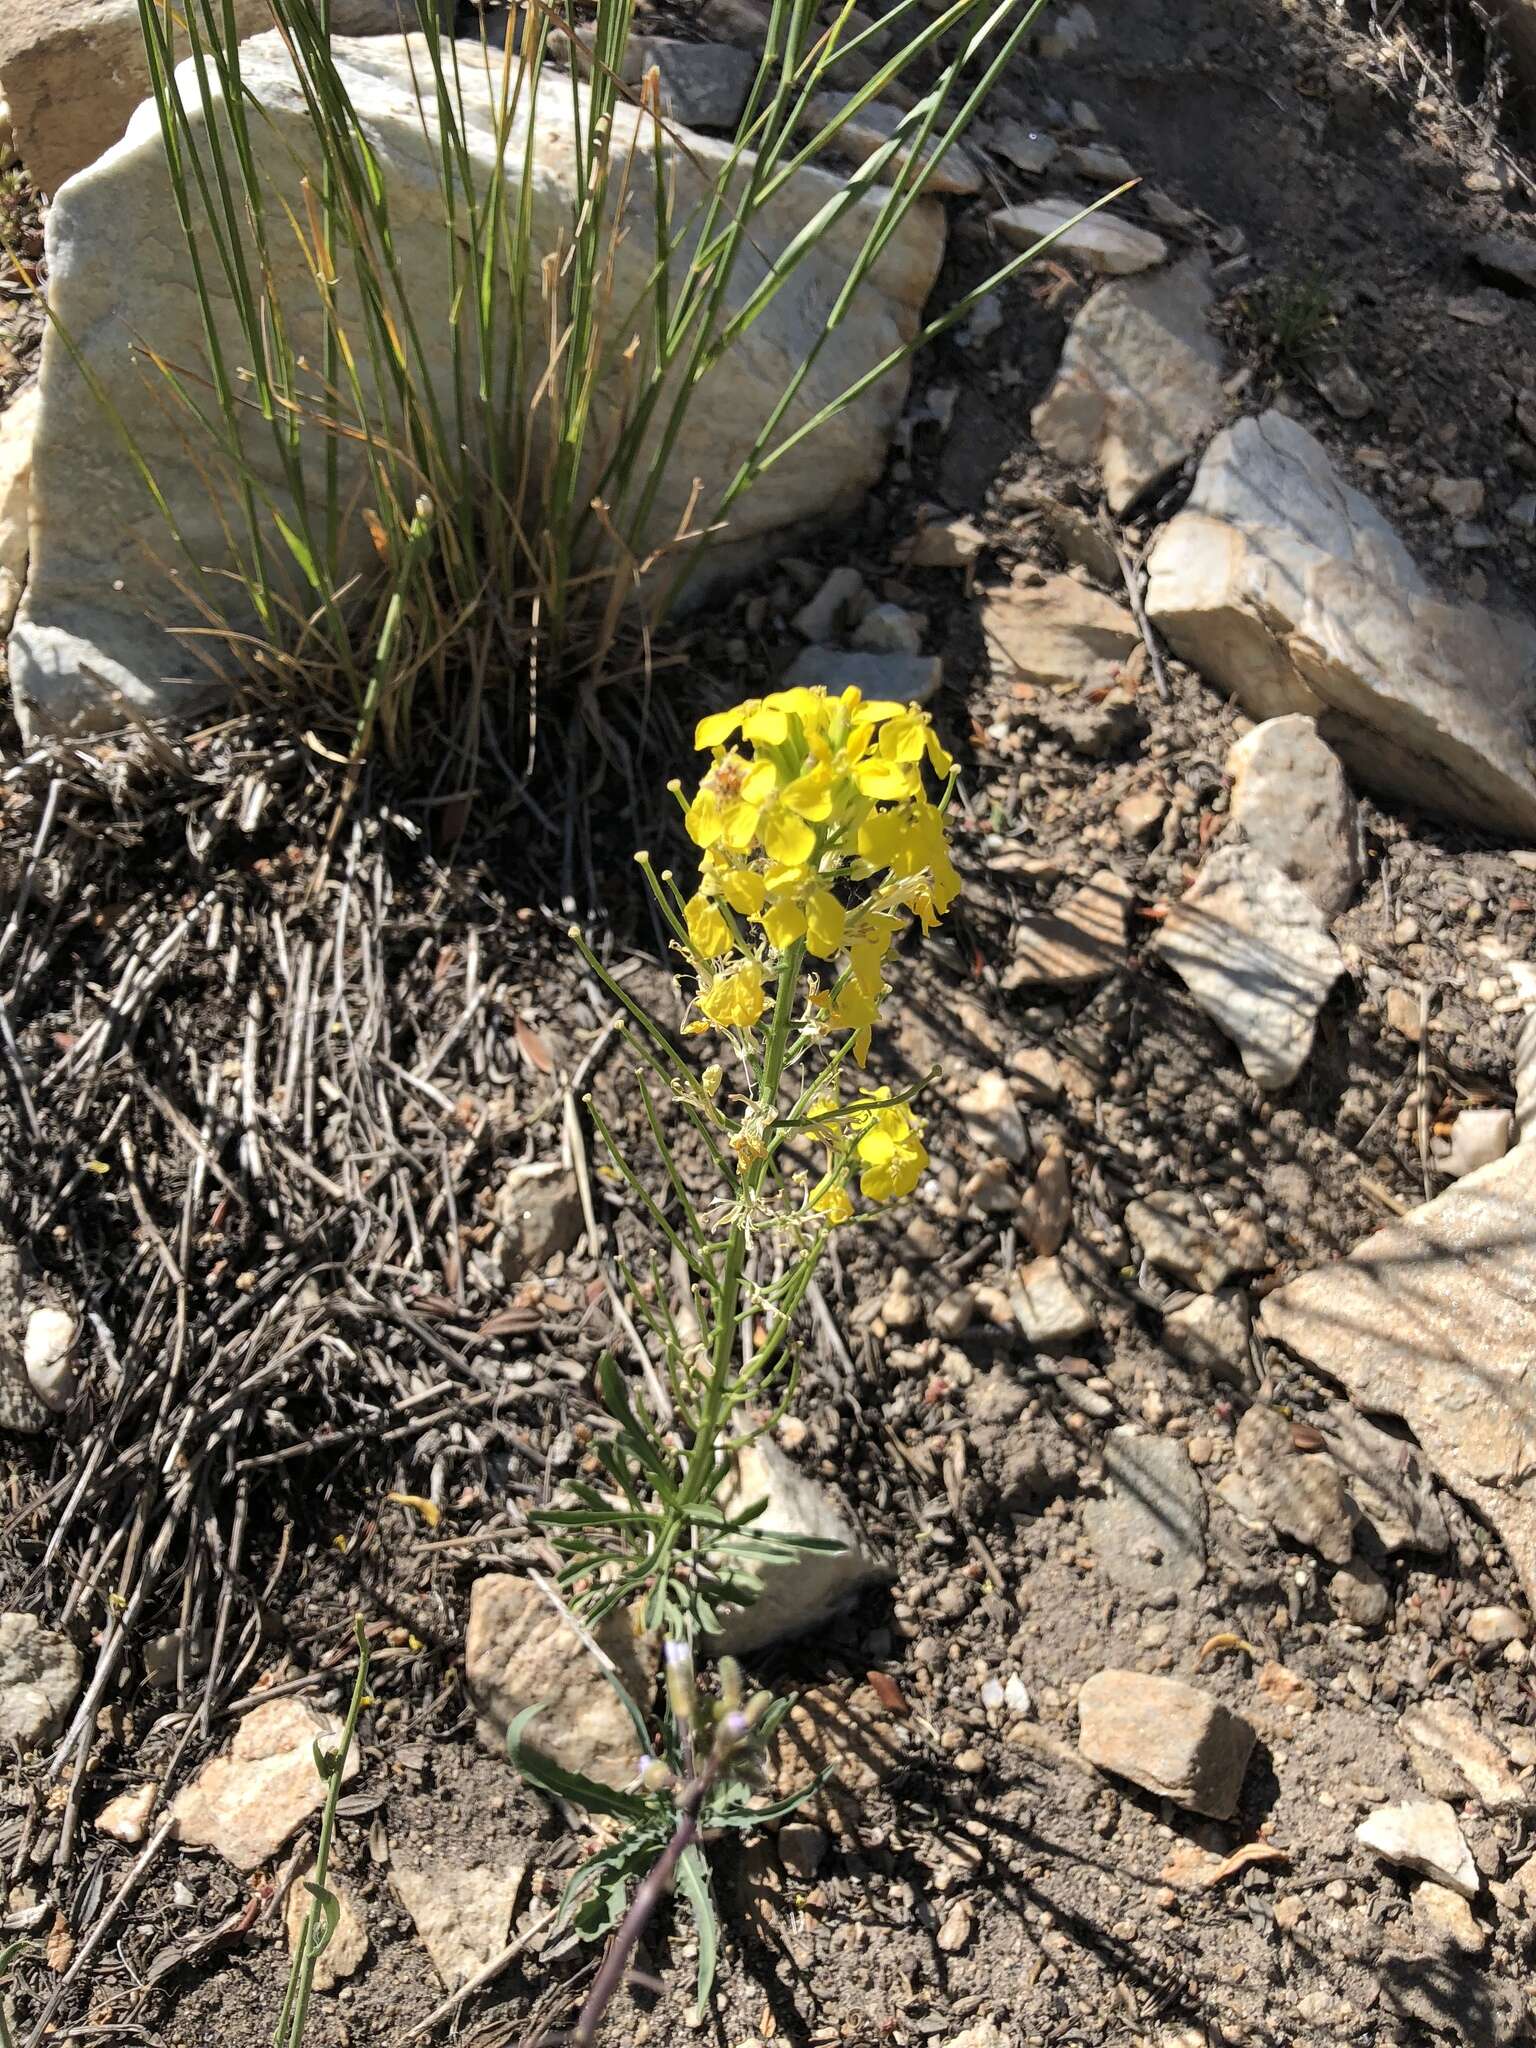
[
  {"xmin": 509, "ymin": 1644, "xmax": 822, "ymax": 2043},
  {"xmin": 536, "ymin": 683, "xmax": 958, "ymax": 1639}
]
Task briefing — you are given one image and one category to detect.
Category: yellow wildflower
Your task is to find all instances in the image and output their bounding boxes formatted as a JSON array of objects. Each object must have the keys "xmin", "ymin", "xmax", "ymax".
[
  {"xmin": 684, "ymin": 892, "xmax": 732, "ymax": 960},
  {"xmin": 852, "ymin": 1094, "xmax": 928, "ymax": 1203},
  {"xmin": 813, "ymin": 1182, "xmax": 855, "ymax": 1226},
  {"xmin": 699, "ymin": 960, "xmax": 767, "ymax": 1032}
]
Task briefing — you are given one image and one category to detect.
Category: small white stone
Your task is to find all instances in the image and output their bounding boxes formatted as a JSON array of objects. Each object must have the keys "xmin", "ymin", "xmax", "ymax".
[
  {"xmin": 1004, "ymin": 1674, "xmax": 1034, "ymax": 1717},
  {"xmin": 1355, "ymin": 1799, "xmax": 1478, "ymax": 1898},
  {"xmin": 95, "ymin": 1784, "xmax": 157, "ymax": 1847},
  {"xmin": 22, "ymin": 1307, "xmax": 77, "ymax": 1410},
  {"xmin": 1466, "ymin": 1603, "xmax": 1527, "ymax": 1647},
  {"xmin": 1444, "ymin": 1106, "xmax": 1513, "ymax": 1178},
  {"xmin": 957, "ymin": 1069, "xmax": 1029, "ymax": 1165}
]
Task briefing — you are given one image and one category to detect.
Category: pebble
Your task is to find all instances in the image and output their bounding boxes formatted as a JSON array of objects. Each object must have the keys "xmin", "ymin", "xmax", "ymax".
[
  {"xmin": 95, "ymin": 1783, "xmax": 157, "ymax": 1847},
  {"xmin": 852, "ymin": 601, "xmax": 924, "ymax": 655},
  {"xmin": 990, "ymin": 198, "xmax": 1167, "ymax": 276},
  {"xmin": 1429, "ymin": 476, "xmax": 1485, "ymax": 519},
  {"xmin": 1412, "ymin": 1881, "xmax": 1487, "ymax": 1957},
  {"xmin": 1013, "ymin": 1255, "xmax": 1096, "ymax": 1345},
  {"xmin": 1328, "ymin": 1559, "xmax": 1390, "ymax": 1628},
  {"xmin": 1116, "ymin": 788, "xmax": 1167, "ymax": 842},
  {"xmin": 1126, "ymin": 1191, "xmax": 1265, "ymax": 1292},
  {"xmin": 1467, "ymin": 1604, "xmax": 1527, "ymax": 1647},
  {"xmin": 1234, "ymin": 1401, "xmax": 1355, "ymax": 1565},
  {"xmin": 22, "ymin": 1308, "xmax": 77, "ymax": 1411},
  {"xmin": 1384, "ymin": 985, "xmax": 1422, "ymax": 1039},
  {"xmin": 1443, "ymin": 1105, "xmax": 1513, "ymax": 1178},
  {"xmin": 1018, "ymin": 1136, "xmax": 1072, "ymax": 1256},
  {"xmin": 936, "ymin": 1897, "xmax": 974, "ymax": 1952},
  {"xmin": 930, "ymin": 1288, "xmax": 975, "ymax": 1339},
  {"xmin": 1355, "ymin": 1799, "xmax": 1478, "ymax": 1898},
  {"xmin": 957, "ymin": 1069, "xmax": 1029, "ymax": 1164},
  {"xmin": 791, "ymin": 565, "xmax": 864, "ymax": 643},
  {"xmin": 778, "ymin": 1821, "xmax": 828, "ymax": 1882},
  {"xmin": 1077, "ymin": 1669, "xmax": 1256, "ymax": 1818},
  {"xmin": 880, "ymin": 1267, "xmax": 922, "ymax": 1331},
  {"xmin": 1161, "ymin": 1289, "xmax": 1254, "ymax": 1389}
]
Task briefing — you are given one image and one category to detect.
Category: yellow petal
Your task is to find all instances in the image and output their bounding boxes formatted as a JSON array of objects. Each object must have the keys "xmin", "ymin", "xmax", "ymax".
[
  {"xmin": 806, "ymin": 889, "xmax": 846, "ymax": 959},
  {"xmin": 695, "ymin": 708, "xmax": 743, "ymax": 749},
  {"xmin": 742, "ymin": 705, "xmax": 790, "ymax": 745},
  {"xmin": 782, "ymin": 766, "xmax": 834, "ymax": 820},
  {"xmin": 853, "ymin": 758, "xmax": 916, "ymax": 801},
  {"xmin": 743, "ymin": 758, "xmax": 780, "ymax": 802},
  {"xmin": 720, "ymin": 867, "xmax": 767, "ymax": 915},
  {"xmin": 762, "ymin": 808, "xmax": 816, "ymax": 865},
  {"xmin": 685, "ymin": 893, "xmax": 732, "ymax": 959},
  {"xmin": 763, "ymin": 900, "xmax": 807, "ymax": 950}
]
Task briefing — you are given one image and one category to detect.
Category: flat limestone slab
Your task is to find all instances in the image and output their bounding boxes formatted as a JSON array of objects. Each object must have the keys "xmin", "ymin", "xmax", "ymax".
[{"xmin": 1261, "ymin": 1144, "xmax": 1536, "ymax": 1606}]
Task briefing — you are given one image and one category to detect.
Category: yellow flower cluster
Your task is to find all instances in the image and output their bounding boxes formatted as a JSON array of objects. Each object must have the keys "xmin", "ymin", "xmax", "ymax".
[{"xmin": 676, "ymin": 686, "xmax": 959, "ymax": 1058}]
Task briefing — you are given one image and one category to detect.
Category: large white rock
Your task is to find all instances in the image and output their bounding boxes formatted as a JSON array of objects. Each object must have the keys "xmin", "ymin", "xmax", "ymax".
[
  {"xmin": 992, "ymin": 197, "xmax": 1166, "ymax": 276},
  {"xmin": 1146, "ymin": 411, "xmax": 1536, "ymax": 837},
  {"xmin": 9, "ymin": 33, "xmax": 944, "ymax": 730},
  {"xmin": 1262, "ymin": 1144, "xmax": 1536, "ymax": 1609},
  {"xmin": 1031, "ymin": 259, "xmax": 1224, "ymax": 512},
  {"xmin": 0, "ymin": 0, "xmax": 413, "ymax": 196},
  {"xmin": 1152, "ymin": 843, "xmax": 1345, "ymax": 1089}
]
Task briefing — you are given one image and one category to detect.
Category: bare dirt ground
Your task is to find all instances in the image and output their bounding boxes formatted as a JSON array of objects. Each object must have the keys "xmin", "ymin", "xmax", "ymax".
[{"xmin": 5, "ymin": 0, "xmax": 1536, "ymax": 2043}]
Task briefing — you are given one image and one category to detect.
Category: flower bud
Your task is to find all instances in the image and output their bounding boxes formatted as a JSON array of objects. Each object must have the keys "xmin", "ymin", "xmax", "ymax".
[
  {"xmin": 664, "ymin": 1639, "xmax": 696, "ymax": 1727},
  {"xmin": 701, "ymin": 1064, "xmax": 723, "ymax": 1100},
  {"xmin": 717, "ymin": 1656, "xmax": 743, "ymax": 1712},
  {"xmin": 639, "ymin": 1757, "xmax": 676, "ymax": 1795}
]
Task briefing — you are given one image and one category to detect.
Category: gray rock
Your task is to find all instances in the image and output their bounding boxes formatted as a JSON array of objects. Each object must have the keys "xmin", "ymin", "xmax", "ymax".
[
  {"xmin": 1234, "ymin": 1401, "xmax": 1355, "ymax": 1565},
  {"xmin": 1039, "ymin": 499, "xmax": 1123, "ymax": 586},
  {"xmin": 464, "ymin": 1574, "xmax": 654, "ymax": 1783},
  {"xmin": 620, "ymin": 38, "xmax": 758, "ymax": 130},
  {"xmin": 1399, "ymin": 1698, "xmax": 1533, "ymax": 1813},
  {"xmin": 1319, "ymin": 1408, "xmax": 1448, "ymax": 1557},
  {"xmin": 1126, "ymin": 1192, "xmax": 1265, "ymax": 1292},
  {"xmin": 778, "ymin": 1821, "xmax": 829, "ymax": 1881},
  {"xmin": 1444, "ymin": 1106, "xmax": 1513, "ymax": 1178},
  {"xmin": 1012, "ymin": 1256, "xmax": 1095, "ymax": 1346},
  {"xmin": 1061, "ymin": 141, "xmax": 1135, "ymax": 182},
  {"xmin": 393, "ymin": 1862, "xmax": 524, "ymax": 1991},
  {"xmin": 493, "ymin": 1163, "xmax": 583, "ymax": 1278},
  {"xmin": 801, "ymin": 91, "xmax": 983, "ymax": 195},
  {"xmin": 1145, "ymin": 411, "xmax": 1536, "ymax": 838},
  {"xmin": 0, "ymin": 1613, "xmax": 82, "ymax": 1750},
  {"xmin": 1035, "ymin": 3, "xmax": 1099, "ymax": 59},
  {"xmin": 991, "ymin": 197, "xmax": 1167, "ymax": 276},
  {"xmin": 1314, "ymin": 357, "xmax": 1373, "ymax": 421},
  {"xmin": 989, "ymin": 119, "xmax": 1058, "ymax": 177},
  {"xmin": 1225, "ymin": 715, "xmax": 1361, "ymax": 920},
  {"xmin": 1467, "ymin": 1604, "xmax": 1527, "ymax": 1647},
  {"xmin": 791, "ymin": 565, "xmax": 865, "ymax": 643},
  {"xmin": 1470, "ymin": 233, "xmax": 1536, "ymax": 294},
  {"xmin": 1162, "ymin": 1289, "xmax": 1254, "ymax": 1388},
  {"xmin": 957, "ymin": 1069, "xmax": 1029, "ymax": 1165},
  {"xmin": 852, "ymin": 601, "xmax": 924, "ymax": 654},
  {"xmin": 1082, "ymin": 1429, "xmax": 1206, "ymax": 1595},
  {"xmin": 1032, "ymin": 688, "xmax": 1144, "ymax": 758},
  {"xmin": 11, "ymin": 35, "xmax": 945, "ymax": 729},
  {"xmin": 1517, "ymin": 1006, "xmax": 1536, "ymax": 1143},
  {"xmin": 1004, "ymin": 869, "xmax": 1133, "ymax": 990},
  {"xmin": 982, "ymin": 573, "xmax": 1140, "ymax": 690},
  {"xmin": 1031, "ymin": 259, "xmax": 1224, "ymax": 513},
  {"xmin": 1261, "ymin": 1144, "xmax": 1536, "ymax": 1610},
  {"xmin": 710, "ymin": 1438, "xmax": 889, "ymax": 1653},
  {"xmin": 1077, "ymin": 1669, "xmax": 1255, "ymax": 1818},
  {"xmin": 1152, "ymin": 843, "xmax": 1346, "ymax": 1089},
  {"xmin": 1329, "ymin": 1559, "xmax": 1390, "ymax": 1628},
  {"xmin": 782, "ymin": 647, "xmax": 942, "ymax": 703},
  {"xmin": 1356, "ymin": 1799, "xmax": 1478, "ymax": 1898}
]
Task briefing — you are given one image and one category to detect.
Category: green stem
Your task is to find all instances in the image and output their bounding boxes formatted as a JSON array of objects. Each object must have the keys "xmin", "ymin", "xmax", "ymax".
[{"xmin": 676, "ymin": 940, "xmax": 803, "ymax": 1514}]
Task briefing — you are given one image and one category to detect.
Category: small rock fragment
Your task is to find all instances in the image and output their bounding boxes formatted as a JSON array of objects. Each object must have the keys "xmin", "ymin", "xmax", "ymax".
[
  {"xmin": 1162, "ymin": 1290, "xmax": 1254, "ymax": 1389},
  {"xmin": 1031, "ymin": 260, "xmax": 1224, "ymax": 512},
  {"xmin": 1077, "ymin": 1669, "xmax": 1256, "ymax": 1818},
  {"xmin": 1126, "ymin": 1192, "xmax": 1264, "ymax": 1292},
  {"xmin": 852, "ymin": 601, "xmax": 924, "ymax": 655},
  {"xmin": 1429, "ymin": 476, "xmax": 1485, "ymax": 520},
  {"xmin": 493, "ymin": 1163, "xmax": 583, "ymax": 1278},
  {"xmin": 1443, "ymin": 1106, "xmax": 1513, "ymax": 1179},
  {"xmin": 778, "ymin": 1821, "xmax": 829, "ymax": 1882},
  {"xmin": 1082, "ymin": 1429, "xmax": 1206, "ymax": 1595},
  {"xmin": 1036, "ymin": 0, "xmax": 1098, "ymax": 58},
  {"xmin": 1412, "ymin": 1881, "xmax": 1487, "ymax": 1957},
  {"xmin": 957, "ymin": 1069, "xmax": 1029, "ymax": 1165},
  {"xmin": 464, "ymin": 1575, "xmax": 654, "ymax": 1784},
  {"xmin": 1329, "ymin": 1559, "xmax": 1390, "ymax": 1628},
  {"xmin": 1318, "ymin": 1408, "xmax": 1448, "ymax": 1557},
  {"xmin": 1356, "ymin": 1799, "xmax": 1478, "ymax": 1898},
  {"xmin": 711, "ymin": 1439, "xmax": 888, "ymax": 1653},
  {"xmin": 393, "ymin": 1862, "xmax": 523, "ymax": 1990},
  {"xmin": 1006, "ymin": 871, "xmax": 1133, "ymax": 989},
  {"xmin": 940, "ymin": 2022, "xmax": 1011, "ymax": 2048},
  {"xmin": 0, "ymin": 1612, "xmax": 82, "ymax": 1751},
  {"xmin": 1019, "ymin": 1136, "xmax": 1071, "ymax": 1255},
  {"xmin": 1467, "ymin": 1605, "xmax": 1527, "ymax": 1648},
  {"xmin": 1399, "ymin": 1698, "xmax": 1532, "ymax": 1812},
  {"xmin": 1013, "ymin": 1255, "xmax": 1095, "ymax": 1346},
  {"xmin": 905, "ymin": 515, "xmax": 987, "ymax": 568},
  {"xmin": 880, "ymin": 1266, "xmax": 922, "ymax": 1332},
  {"xmin": 1116, "ymin": 788, "xmax": 1167, "ymax": 842},
  {"xmin": 171, "ymin": 1699, "xmax": 359, "ymax": 1871},
  {"xmin": 931, "ymin": 1288, "xmax": 975, "ymax": 1339},
  {"xmin": 936, "ymin": 1897, "xmax": 974, "ymax": 1952},
  {"xmin": 95, "ymin": 1784, "xmax": 157, "ymax": 1847},
  {"xmin": 982, "ymin": 573, "xmax": 1139, "ymax": 691},
  {"xmin": 1314, "ymin": 357, "xmax": 1373, "ymax": 421},
  {"xmin": 992, "ymin": 197, "xmax": 1167, "ymax": 275},
  {"xmin": 285, "ymin": 1865, "xmax": 370, "ymax": 1990},
  {"xmin": 990, "ymin": 121, "xmax": 1059, "ymax": 177},
  {"xmin": 1153, "ymin": 843, "xmax": 1346, "ymax": 1089},
  {"xmin": 1234, "ymin": 1402, "xmax": 1355, "ymax": 1565},
  {"xmin": 22, "ymin": 1308, "xmax": 77, "ymax": 1411},
  {"xmin": 782, "ymin": 646, "xmax": 941, "ymax": 703},
  {"xmin": 1225, "ymin": 715, "xmax": 1361, "ymax": 920},
  {"xmin": 791, "ymin": 565, "xmax": 865, "ymax": 643}
]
